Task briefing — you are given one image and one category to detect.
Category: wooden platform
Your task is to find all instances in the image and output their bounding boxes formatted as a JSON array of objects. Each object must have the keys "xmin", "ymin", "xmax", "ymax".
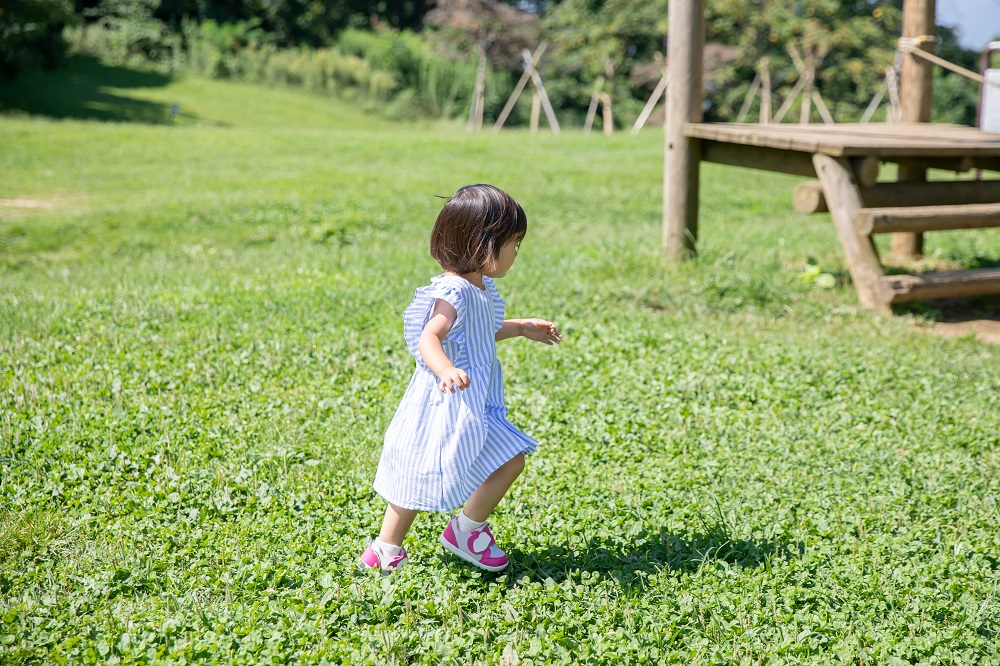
[
  {"xmin": 686, "ymin": 122, "xmax": 1000, "ymax": 159},
  {"xmin": 684, "ymin": 122, "xmax": 1000, "ymax": 313}
]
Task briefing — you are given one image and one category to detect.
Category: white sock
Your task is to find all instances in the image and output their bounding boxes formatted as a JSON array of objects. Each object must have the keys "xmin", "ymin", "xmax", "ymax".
[
  {"xmin": 374, "ymin": 538, "xmax": 403, "ymax": 556},
  {"xmin": 457, "ymin": 510, "xmax": 486, "ymax": 532}
]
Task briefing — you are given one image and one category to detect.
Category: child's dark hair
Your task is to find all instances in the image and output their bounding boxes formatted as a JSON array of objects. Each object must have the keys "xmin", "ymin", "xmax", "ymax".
[{"xmin": 430, "ymin": 184, "xmax": 527, "ymax": 274}]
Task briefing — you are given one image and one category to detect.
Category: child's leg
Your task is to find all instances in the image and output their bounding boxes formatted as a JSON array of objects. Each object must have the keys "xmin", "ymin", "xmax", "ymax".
[
  {"xmin": 379, "ymin": 503, "xmax": 418, "ymax": 546},
  {"xmin": 462, "ymin": 453, "xmax": 525, "ymax": 522}
]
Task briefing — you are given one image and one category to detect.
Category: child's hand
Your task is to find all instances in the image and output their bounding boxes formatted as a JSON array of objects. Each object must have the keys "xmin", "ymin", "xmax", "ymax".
[
  {"xmin": 521, "ymin": 319, "xmax": 562, "ymax": 345},
  {"xmin": 438, "ymin": 367, "xmax": 471, "ymax": 393}
]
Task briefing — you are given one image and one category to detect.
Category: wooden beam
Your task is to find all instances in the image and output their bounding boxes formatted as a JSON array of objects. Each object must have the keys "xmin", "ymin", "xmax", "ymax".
[
  {"xmin": 583, "ymin": 76, "xmax": 604, "ymax": 134},
  {"xmin": 632, "ymin": 73, "xmax": 668, "ymax": 135},
  {"xmin": 701, "ymin": 141, "xmax": 816, "ymax": 177},
  {"xmin": 793, "ymin": 179, "xmax": 1000, "ymax": 215},
  {"xmin": 663, "ymin": 0, "xmax": 704, "ymax": 261},
  {"xmin": 493, "ymin": 42, "xmax": 547, "ymax": 133},
  {"xmin": 851, "ymin": 156, "xmax": 880, "ymax": 187},
  {"xmin": 522, "ymin": 48, "xmax": 560, "ymax": 135},
  {"xmin": 812, "ymin": 154, "xmax": 891, "ymax": 312},
  {"xmin": 855, "ymin": 202, "xmax": 1000, "ymax": 234},
  {"xmin": 893, "ymin": 155, "xmax": 1000, "ymax": 172},
  {"xmin": 884, "ymin": 267, "xmax": 1000, "ymax": 303}
]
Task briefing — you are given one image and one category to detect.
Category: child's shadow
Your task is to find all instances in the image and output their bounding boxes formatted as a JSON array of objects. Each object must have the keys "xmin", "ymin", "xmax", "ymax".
[{"xmin": 504, "ymin": 524, "xmax": 802, "ymax": 589}]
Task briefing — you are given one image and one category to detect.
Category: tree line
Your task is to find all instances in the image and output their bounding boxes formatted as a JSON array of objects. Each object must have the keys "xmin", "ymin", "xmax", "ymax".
[{"xmin": 1, "ymin": 0, "xmax": 987, "ymax": 126}]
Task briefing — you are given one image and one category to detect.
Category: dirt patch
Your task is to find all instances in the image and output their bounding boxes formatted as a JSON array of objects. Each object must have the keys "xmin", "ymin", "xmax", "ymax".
[
  {"xmin": 907, "ymin": 299, "xmax": 1000, "ymax": 345},
  {"xmin": 917, "ymin": 319, "xmax": 1000, "ymax": 344},
  {"xmin": 0, "ymin": 198, "xmax": 58, "ymax": 209}
]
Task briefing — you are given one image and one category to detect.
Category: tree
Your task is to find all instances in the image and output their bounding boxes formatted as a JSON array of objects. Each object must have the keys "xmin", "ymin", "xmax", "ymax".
[
  {"xmin": 1, "ymin": 0, "xmax": 76, "ymax": 77},
  {"xmin": 540, "ymin": 0, "xmax": 668, "ymax": 126},
  {"xmin": 706, "ymin": 0, "xmax": 905, "ymax": 122}
]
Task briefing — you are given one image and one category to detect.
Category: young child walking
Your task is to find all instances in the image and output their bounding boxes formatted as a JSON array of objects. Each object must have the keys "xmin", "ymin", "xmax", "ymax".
[{"xmin": 360, "ymin": 184, "xmax": 561, "ymax": 574}]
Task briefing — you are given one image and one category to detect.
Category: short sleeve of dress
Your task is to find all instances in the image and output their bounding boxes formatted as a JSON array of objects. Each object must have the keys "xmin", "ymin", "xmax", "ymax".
[
  {"xmin": 483, "ymin": 277, "xmax": 505, "ymax": 332},
  {"xmin": 402, "ymin": 278, "xmax": 466, "ymax": 363}
]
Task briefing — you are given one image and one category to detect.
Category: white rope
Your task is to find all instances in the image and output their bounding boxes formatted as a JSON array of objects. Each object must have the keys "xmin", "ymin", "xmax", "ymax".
[{"xmin": 897, "ymin": 35, "xmax": 998, "ymax": 87}]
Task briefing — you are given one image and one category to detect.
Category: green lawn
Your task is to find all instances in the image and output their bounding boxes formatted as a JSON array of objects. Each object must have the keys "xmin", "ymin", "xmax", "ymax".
[{"xmin": 2, "ymin": 58, "xmax": 1000, "ymax": 664}]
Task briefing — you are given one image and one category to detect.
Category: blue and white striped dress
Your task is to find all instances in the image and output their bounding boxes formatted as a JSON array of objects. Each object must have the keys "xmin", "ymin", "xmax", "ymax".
[{"xmin": 372, "ymin": 274, "xmax": 537, "ymax": 512}]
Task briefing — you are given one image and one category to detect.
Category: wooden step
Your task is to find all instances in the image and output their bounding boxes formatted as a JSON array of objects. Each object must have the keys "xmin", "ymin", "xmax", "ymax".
[
  {"xmin": 793, "ymin": 179, "xmax": 1000, "ymax": 215},
  {"xmin": 855, "ymin": 202, "xmax": 1000, "ymax": 235},
  {"xmin": 882, "ymin": 267, "xmax": 1000, "ymax": 303}
]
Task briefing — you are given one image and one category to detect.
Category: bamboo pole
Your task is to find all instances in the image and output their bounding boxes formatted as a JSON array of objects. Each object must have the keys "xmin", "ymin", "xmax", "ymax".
[
  {"xmin": 812, "ymin": 90, "xmax": 835, "ymax": 124},
  {"xmin": 632, "ymin": 73, "xmax": 669, "ymax": 134},
  {"xmin": 772, "ymin": 77, "xmax": 808, "ymax": 124},
  {"xmin": 583, "ymin": 76, "xmax": 604, "ymax": 134},
  {"xmin": 493, "ymin": 42, "xmax": 547, "ymax": 132},
  {"xmin": 521, "ymin": 48, "xmax": 560, "ymax": 134},
  {"xmin": 530, "ymin": 90, "xmax": 540, "ymax": 134},
  {"xmin": 467, "ymin": 44, "xmax": 487, "ymax": 132},
  {"xmin": 760, "ymin": 58, "xmax": 772, "ymax": 124},
  {"xmin": 860, "ymin": 83, "xmax": 885, "ymax": 124},
  {"xmin": 885, "ymin": 67, "xmax": 902, "ymax": 122},
  {"xmin": 736, "ymin": 72, "xmax": 761, "ymax": 123}
]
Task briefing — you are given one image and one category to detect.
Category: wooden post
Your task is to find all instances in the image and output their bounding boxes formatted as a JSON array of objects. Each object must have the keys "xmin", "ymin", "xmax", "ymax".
[
  {"xmin": 885, "ymin": 67, "xmax": 902, "ymax": 122},
  {"xmin": 800, "ymin": 67, "xmax": 815, "ymax": 124},
  {"xmin": 583, "ymin": 76, "xmax": 604, "ymax": 134},
  {"xmin": 736, "ymin": 72, "xmax": 761, "ymax": 123},
  {"xmin": 663, "ymin": 0, "xmax": 704, "ymax": 261},
  {"xmin": 530, "ymin": 90, "xmax": 540, "ymax": 134},
  {"xmin": 894, "ymin": 0, "xmax": 936, "ymax": 259},
  {"xmin": 812, "ymin": 154, "xmax": 891, "ymax": 313},
  {"xmin": 467, "ymin": 43, "xmax": 487, "ymax": 133},
  {"xmin": 493, "ymin": 42, "xmax": 547, "ymax": 133},
  {"xmin": 760, "ymin": 58, "xmax": 771, "ymax": 124},
  {"xmin": 600, "ymin": 93, "xmax": 613, "ymax": 135},
  {"xmin": 521, "ymin": 48, "xmax": 561, "ymax": 135}
]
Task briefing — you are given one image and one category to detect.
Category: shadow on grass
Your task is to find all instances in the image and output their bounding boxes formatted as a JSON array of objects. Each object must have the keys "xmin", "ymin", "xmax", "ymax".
[
  {"xmin": 894, "ymin": 295, "xmax": 1000, "ymax": 344},
  {"xmin": 0, "ymin": 55, "xmax": 190, "ymax": 124},
  {"xmin": 503, "ymin": 524, "xmax": 803, "ymax": 588}
]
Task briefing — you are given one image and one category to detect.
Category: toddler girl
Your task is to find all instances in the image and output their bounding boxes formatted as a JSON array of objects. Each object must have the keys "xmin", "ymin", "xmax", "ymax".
[{"xmin": 360, "ymin": 184, "xmax": 561, "ymax": 574}]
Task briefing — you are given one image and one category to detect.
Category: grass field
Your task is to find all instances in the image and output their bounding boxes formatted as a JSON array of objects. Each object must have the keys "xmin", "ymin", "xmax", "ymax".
[{"xmin": 2, "ymin": 58, "xmax": 1000, "ymax": 664}]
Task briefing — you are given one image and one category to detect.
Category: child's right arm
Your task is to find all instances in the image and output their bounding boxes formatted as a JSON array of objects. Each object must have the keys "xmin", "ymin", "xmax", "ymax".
[{"xmin": 418, "ymin": 299, "xmax": 470, "ymax": 394}]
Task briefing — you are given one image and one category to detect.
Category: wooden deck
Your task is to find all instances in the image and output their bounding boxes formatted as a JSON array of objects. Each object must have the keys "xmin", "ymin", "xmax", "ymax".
[
  {"xmin": 681, "ymin": 122, "xmax": 1000, "ymax": 312},
  {"xmin": 686, "ymin": 122, "xmax": 1000, "ymax": 177},
  {"xmin": 686, "ymin": 122, "xmax": 1000, "ymax": 159}
]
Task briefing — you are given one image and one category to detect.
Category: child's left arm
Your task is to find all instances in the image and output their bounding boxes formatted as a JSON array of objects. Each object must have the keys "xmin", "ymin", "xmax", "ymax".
[{"xmin": 496, "ymin": 319, "xmax": 562, "ymax": 345}]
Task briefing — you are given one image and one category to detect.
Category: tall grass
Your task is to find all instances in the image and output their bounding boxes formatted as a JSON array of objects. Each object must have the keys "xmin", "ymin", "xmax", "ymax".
[{"xmin": 66, "ymin": 21, "xmax": 513, "ymax": 122}]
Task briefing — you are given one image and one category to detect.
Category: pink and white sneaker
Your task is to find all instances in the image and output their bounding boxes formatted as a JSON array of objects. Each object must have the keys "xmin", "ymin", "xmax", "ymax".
[
  {"xmin": 439, "ymin": 515, "xmax": 509, "ymax": 572},
  {"xmin": 358, "ymin": 539, "xmax": 408, "ymax": 575}
]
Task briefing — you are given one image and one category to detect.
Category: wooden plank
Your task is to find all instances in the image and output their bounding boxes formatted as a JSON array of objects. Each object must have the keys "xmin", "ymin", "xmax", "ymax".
[
  {"xmin": 793, "ymin": 179, "xmax": 1000, "ymax": 214},
  {"xmin": 895, "ymin": 155, "xmax": 1000, "ymax": 172},
  {"xmin": 884, "ymin": 267, "xmax": 1000, "ymax": 303},
  {"xmin": 856, "ymin": 203, "xmax": 1000, "ymax": 234},
  {"xmin": 812, "ymin": 154, "xmax": 891, "ymax": 312},
  {"xmin": 701, "ymin": 141, "xmax": 816, "ymax": 177}
]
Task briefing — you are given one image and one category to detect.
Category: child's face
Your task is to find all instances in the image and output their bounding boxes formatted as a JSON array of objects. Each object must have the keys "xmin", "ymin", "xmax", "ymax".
[{"xmin": 483, "ymin": 238, "xmax": 520, "ymax": 278}]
